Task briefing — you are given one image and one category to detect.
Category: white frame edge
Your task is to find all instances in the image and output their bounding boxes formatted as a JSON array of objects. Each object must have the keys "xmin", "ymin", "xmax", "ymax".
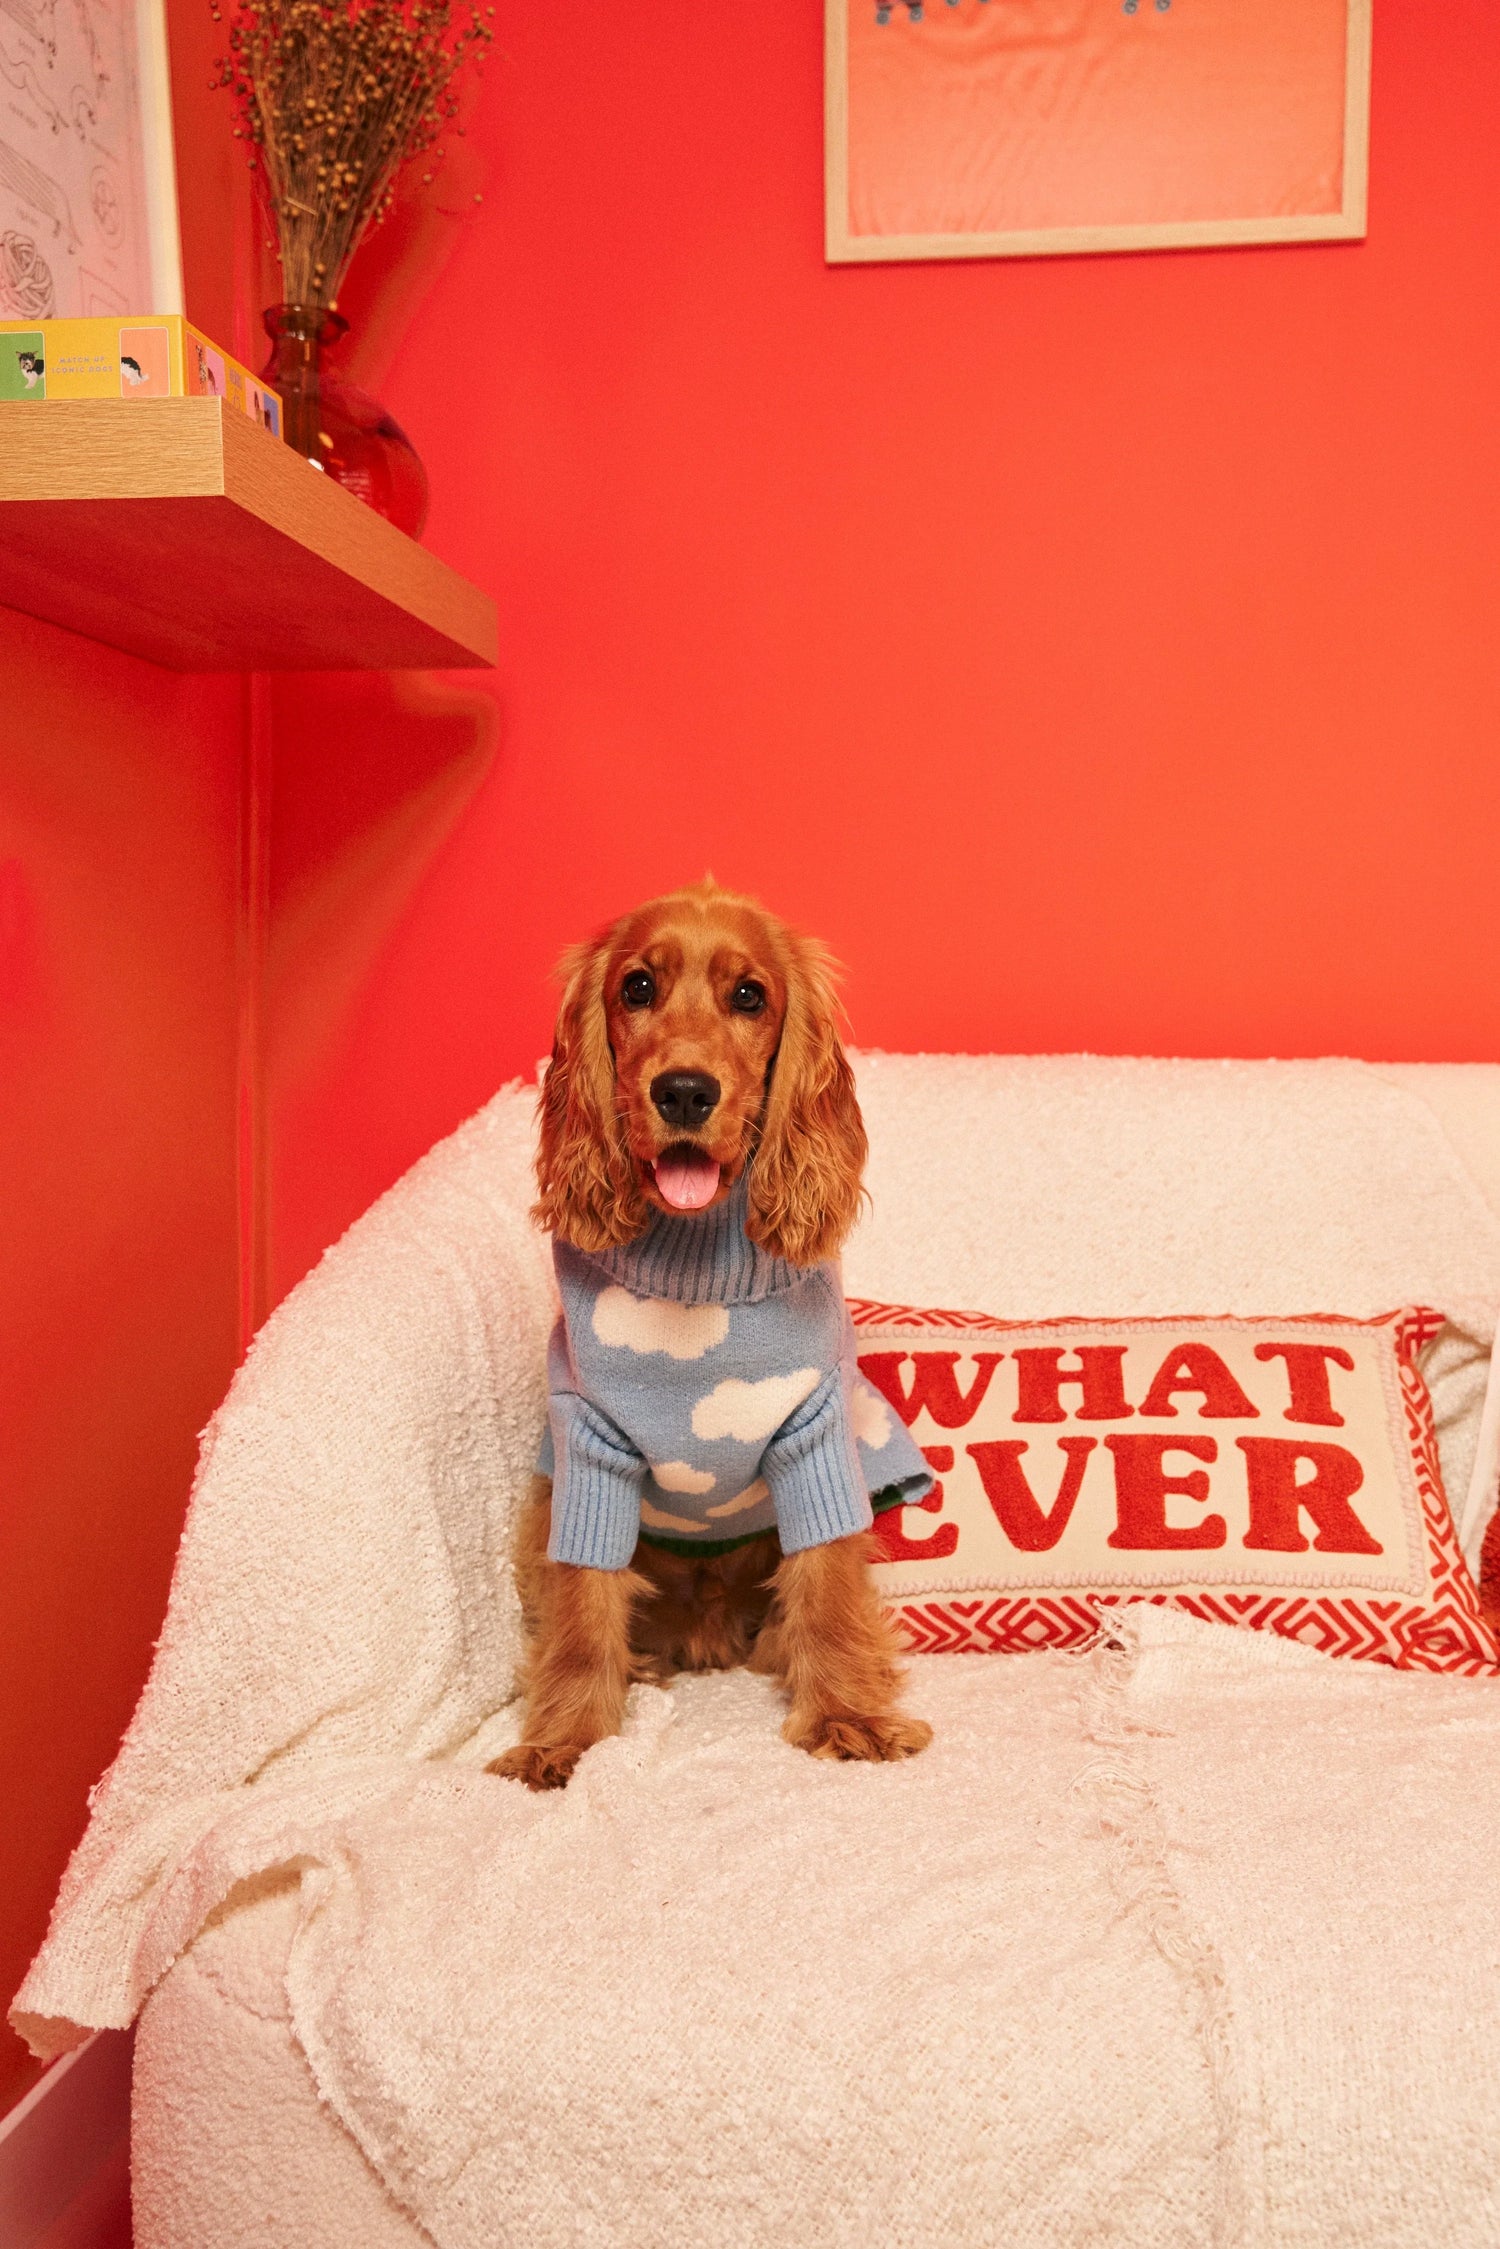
[{"xmin": 135, "ymin": 0, "xmax": 185, "ymax": 315}]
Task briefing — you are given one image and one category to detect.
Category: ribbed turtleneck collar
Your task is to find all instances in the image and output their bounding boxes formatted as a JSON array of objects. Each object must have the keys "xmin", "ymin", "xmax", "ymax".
[{"xmin": 579, "ymin": 1170, "xmax": 808, "ymax": 1306}]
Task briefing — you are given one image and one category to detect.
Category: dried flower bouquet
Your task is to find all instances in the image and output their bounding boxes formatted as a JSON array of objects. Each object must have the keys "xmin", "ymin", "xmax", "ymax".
[{"xmin": 214, "ymin": 0, "xmax": 493, "ymax": 311}]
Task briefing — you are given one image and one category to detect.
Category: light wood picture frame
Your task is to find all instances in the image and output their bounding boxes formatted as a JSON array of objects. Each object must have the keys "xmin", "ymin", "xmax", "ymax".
[
  {"xmin": 137, "ymin": 0, "xmax": 186, "ymax": 316},
  {"xmin": 826, "ymin": 0, "xmax": 1372, "ymax": 266}
]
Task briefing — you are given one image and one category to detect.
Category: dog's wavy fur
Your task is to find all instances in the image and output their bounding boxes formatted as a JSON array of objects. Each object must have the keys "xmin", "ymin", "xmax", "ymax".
[
  {"xmin": 491, "ymin": 880, "xmax": 931, "ymax": 1790},
  {"xmin": 533, "ymin": 891, "xmax": 866, "ymax": 1266}
]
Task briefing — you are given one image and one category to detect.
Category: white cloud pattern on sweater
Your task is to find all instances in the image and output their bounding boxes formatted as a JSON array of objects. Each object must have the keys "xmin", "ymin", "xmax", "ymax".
[
  {"xmin": 706, "ymin": 1478, "xmax": 770, "ymax": 1520},
  {"xmin": 592, "ymin": 1287, "xmax": 730, "ymax": 1360},
  {"xmin": 653, "ymin": 1460, "xmax": 716, "ymax": 1494},
  {"xmin": 640, "ymin": 1499, "xmax": 708, "ymax": 1535},
  {"xmin": 692, "ymin": 1369, "xmax": 820, "ymax": 1445},
  {"xmin": 852, "ymin": 1383, "xmax": 893, "ymax": 1450}
]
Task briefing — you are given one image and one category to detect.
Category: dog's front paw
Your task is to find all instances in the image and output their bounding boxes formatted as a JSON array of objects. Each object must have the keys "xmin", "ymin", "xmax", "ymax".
[
  {"xmin": 785, "ymin": 1711, "xmax": 933, "ymax": 1763},
  {"xmin": 487, "ymin": 1743, "xmax": 585, "ymax": 1791}
]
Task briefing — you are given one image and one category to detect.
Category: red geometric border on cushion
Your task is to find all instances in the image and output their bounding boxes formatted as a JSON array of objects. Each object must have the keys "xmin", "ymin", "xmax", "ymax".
[{"xmin": 850, "ymin": 1302, "xmax": 1498, "ymax": 1676}]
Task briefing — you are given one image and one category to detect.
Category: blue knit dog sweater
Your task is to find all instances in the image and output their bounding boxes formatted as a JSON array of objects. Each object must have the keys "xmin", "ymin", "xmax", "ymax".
[{"xmin": 538, "ymin": 1174, "xmax": 934, "ymax": 1569}]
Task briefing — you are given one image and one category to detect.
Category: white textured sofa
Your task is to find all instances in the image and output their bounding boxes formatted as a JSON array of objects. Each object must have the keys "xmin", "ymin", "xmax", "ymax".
[{"xmin": 17, "ymin": 1056, "xmax": 1500, "ymax": 2249}]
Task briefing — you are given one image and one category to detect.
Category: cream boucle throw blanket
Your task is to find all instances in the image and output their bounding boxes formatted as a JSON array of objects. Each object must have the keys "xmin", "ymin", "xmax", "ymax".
[
  {"xmin": 1090, "ymin": 1605, "xmax": 1500, "ymax": 2248},
  {"xmin": 14, "ymin": 1057, "xmax": 1500, "ymax": 2247},
  {"xmin": 14, "ymin": 1086, "xmax": 555, "ymax": 2053},
  {"xmin": 134, "ymin": 1621, "xmax": 1500, "ymax": 2249}
]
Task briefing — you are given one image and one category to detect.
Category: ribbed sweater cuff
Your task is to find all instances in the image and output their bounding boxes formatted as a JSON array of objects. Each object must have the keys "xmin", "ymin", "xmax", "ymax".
[
  {"xmin": 764, "ymin": 1370, "xmax": 873, "ymax": 1555},
  {"xmin": 547, "ymin": 1397, "xmax": 645, "ymax": 1570}
]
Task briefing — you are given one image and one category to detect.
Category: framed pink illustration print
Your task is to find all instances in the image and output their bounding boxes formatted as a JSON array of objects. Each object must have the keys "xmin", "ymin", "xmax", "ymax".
[{"xmin": 826, "ymin": 0, "xmax": 1372, "ymax": 265}]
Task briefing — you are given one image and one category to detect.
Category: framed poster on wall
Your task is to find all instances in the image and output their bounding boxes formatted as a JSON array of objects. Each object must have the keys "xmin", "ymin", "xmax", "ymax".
[
  {"xmin": 0, "ymin": 0, "xmax": 183, "ymax": 318},
  {"xmin": 826, "ymin": 0, "xmax": 1372, "ymax": 265}
]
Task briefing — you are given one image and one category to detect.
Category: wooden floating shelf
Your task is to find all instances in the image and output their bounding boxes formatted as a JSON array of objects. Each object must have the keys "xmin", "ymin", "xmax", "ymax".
[{"xmin": 0, "ymin": 397, "xmax": 496, "ymax": 672}]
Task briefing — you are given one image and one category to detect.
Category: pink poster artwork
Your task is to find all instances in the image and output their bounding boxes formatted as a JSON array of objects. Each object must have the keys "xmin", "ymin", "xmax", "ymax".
[{"xmin": 827, "ymin": 0, "xmax": 1371, "ymax": 263}]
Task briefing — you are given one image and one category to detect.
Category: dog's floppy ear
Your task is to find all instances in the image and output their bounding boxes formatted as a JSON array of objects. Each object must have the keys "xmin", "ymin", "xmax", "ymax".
[
  {"xmin": 533, "ymin": 934, "xmax": 649, "ymax": 1250},
  {"xmin": 746, "ymin": 932, "xmax": 867, "ymax": 1266}
]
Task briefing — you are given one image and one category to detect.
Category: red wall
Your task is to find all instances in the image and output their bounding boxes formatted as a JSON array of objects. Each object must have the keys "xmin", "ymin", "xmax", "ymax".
[
  {"xmin": 0, "ymin": 5, "xmax": 257, "ymax": 2113},
  {"xmin": 0, "ymin": 621, "xmax": 243, "ymax": 2111},
  {"xmin": 269, "ymin": 0, "xmax": 1500, "ymax": 1304}
]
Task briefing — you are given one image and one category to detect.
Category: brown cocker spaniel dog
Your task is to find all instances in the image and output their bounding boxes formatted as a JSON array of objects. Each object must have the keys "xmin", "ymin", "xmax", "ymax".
[{"xmin": 490, "ymin": 880, "xmax": 932, "ymax": 1790}]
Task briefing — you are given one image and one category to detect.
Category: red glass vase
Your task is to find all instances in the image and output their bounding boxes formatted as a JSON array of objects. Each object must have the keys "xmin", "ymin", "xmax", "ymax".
[{"xmin": 262, "ymin": 304, "xmax": 429, "ymax": 540}]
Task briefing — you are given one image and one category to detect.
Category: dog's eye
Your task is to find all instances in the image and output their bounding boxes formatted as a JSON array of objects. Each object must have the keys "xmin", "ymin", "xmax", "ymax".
[
  {"xmin": 730, "ymin": 980, "xmax": 766, "ymax": 1016},
  {"xmin": 621, "ymin": 970, "xmax": 656, "ymax": 1010}
]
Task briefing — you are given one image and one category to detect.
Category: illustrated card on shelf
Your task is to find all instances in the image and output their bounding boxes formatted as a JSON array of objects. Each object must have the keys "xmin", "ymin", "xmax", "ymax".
[{"xmin": 0, "ymin": 315, "xmax": 280, "ymax": 431}]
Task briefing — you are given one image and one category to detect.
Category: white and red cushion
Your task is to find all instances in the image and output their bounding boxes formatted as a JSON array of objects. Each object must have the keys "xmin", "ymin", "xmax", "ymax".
[{"xmin": 853, "ymin": 1302, "xmax": 1498, "ymax": 1674}]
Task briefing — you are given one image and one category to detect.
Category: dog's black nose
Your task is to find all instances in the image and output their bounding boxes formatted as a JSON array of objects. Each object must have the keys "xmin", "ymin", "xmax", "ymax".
[{"xmin": 650, "ymin": 1070, "xmax": 721, "ymax": 1130}]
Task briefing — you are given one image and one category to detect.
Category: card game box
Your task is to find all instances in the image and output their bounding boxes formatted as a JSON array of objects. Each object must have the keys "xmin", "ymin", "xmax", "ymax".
[{"xmin": 0, "ymin": 315, "xmax": 281, "ymax": 435}]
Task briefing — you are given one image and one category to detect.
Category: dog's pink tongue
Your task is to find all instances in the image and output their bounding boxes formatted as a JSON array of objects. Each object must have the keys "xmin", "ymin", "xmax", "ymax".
[{"xmin": 653, "ymin": 1151, "xmax": 721, "ymax": 1211}]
